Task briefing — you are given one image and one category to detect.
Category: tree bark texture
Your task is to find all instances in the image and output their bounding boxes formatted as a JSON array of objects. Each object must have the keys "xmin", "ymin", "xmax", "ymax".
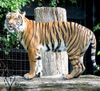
[{"xmin": 34, "ymin": 7, "xmax": 68, "ymax": 76}]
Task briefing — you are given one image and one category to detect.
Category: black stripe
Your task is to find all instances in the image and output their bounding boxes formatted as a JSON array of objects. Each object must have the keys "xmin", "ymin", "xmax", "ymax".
[
  {"xmin": 36, "ymin": 56, "xmax": 41, "ymax": 60},
  {"xmin": 62, "ymin": 22, "xmax": 67, "ymax": 32},
  {"xmin": 68, "ymin": 44, "xmax": 80, "ymax": 57},
  {"xmin": 51, "ymin": 22, "xmax": 56, "ymax": 51},
  {"xmin": 27, "ymin": 36, "xmax": 33, "ymax": 50},
  {"xmin": 49, "ymin": 26, "xmax": 55, "ymax": 51},
  {"xmin": 70, "ymin": 22, "xmax": 73, "ymax": 32},
  {"xmin": 54, "ymin": 44, "xmax": 61, "ymax": 52},
  {"xmin": 20, "ymin": 32, "xmax": 24, "ymax": 41},
  {"xmin": 67, "ymin": 23, "xmax": 79, "ymax": 52},
  {"xmin": 54, "ymin": 22, "xmax": 61, "ymax": 51},
  {"xmin": 66, "ymin": 22, "xmax": 72, "ymax": 45},
  {"xmin": 91, "ymin": 53, "xmax": 95, "ymax": 56},
  {"xmin": 46, "ymin": 44, "xmax": 50, "ymax": 51},
  {"xmin": 27, "ymin": 22, "xmax": 35, "ymax": 49},
  {"xmin": 80, "ymin": 51, "xmax": 85, "ymax": 56},
  {"xmin": 52, "ymin": 43, "xmax": 55, "ymax": 51},
  {"xmin": 23, "ymin": 32, "xmax": 28, "ymax": 43}
]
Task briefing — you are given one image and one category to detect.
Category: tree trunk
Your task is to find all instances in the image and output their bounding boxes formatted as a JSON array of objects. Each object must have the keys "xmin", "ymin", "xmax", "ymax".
[{"xmin": 34, "ymin": 7, "xmax": 68, "ymax": 76}]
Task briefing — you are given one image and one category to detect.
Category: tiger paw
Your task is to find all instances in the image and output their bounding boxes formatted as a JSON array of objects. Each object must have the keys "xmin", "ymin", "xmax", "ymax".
[
  {"xmin": 65, "ymin": 73, "xmax": 81, "ymax": 79},
  {"xmin": 36, "ymin": 72, "xmax": 42, "ymax": 77},
  {"xmin": 24, "ymin": 73, "xmax": 35, "ymax": 80},
  {"xmin": 62, "ymin": 74, "xmax": 73, "ymax": 80},
  {"xmin": 66, "ymin": 74, "xmax": 73, "ymax": 79}
]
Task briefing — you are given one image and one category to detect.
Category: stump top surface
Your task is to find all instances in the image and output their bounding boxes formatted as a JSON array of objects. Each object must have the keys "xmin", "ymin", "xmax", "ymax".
[{"xmin": 35, "ymin": 7, "xmax": 66, "ymax": 10}]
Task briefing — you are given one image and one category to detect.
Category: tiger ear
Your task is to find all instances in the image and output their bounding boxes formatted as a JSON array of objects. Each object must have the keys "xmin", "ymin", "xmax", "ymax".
[
  {"xmin": 16, "ymin": 10, "xmax": 20, "ymax": 14},
  {"xmin": 6, "ymin": 11, "xmax": 11, "ymax": 18},
  {"xmin": 22, "ymin": 12, "xmax": 26, "ymax": 17},
  {"xmin": 16, "ymin": 10, "xmax": 21, "ymax": 17}
]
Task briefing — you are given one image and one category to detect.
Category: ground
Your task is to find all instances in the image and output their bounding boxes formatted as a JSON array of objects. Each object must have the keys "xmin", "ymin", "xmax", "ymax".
[{"xmin": 0, "ymin": 75, "xmax": 100, "ymax": 91}]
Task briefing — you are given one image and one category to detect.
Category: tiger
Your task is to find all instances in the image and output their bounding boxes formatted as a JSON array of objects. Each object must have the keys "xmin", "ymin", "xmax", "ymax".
[{"xmin": 5, "ymin": 11, "xmax": 100, "ymax": 80}]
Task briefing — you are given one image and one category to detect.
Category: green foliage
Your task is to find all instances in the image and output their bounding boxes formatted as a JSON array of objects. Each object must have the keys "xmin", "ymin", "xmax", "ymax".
[
  {"xmin": 0, "ymin": 0, "xmax": 30, "ymax": 11},
  {"xmin": 93, "ymin": 23, "xmax": 100, "ymax": 55},
  {"xmin": 34, "ymin": 0, "xmax": 78, "ymax": 7},
  {"xmin": 0, "ymin": 30, "xmax": 19, "ymax": 55},
  {"xmin": 69, "ymin": 0, "xmax": 77, "ymax": 4},
  {"xmin": 49, "ymin": 0, "xmax": 57, "ymax": 7},
  {"xmin": 97, "ymin": 51, "xmax": 100, "ymax": 55},
  {"xmin": 34, "ymin": 0, "xmax": 57, "ymax": 7},
  {"xmin": 93, "ymin": 23, "xmax": 100, "ymax": 32},
  {"xmin": 0, "ymin": 0, "xmax": 31, "ymax": 55}
]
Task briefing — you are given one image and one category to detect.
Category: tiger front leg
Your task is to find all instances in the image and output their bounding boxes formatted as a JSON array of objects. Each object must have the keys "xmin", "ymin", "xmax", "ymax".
[{"xmin": 24, "ymin": 48, "xmax": 37, "ymax": 80}]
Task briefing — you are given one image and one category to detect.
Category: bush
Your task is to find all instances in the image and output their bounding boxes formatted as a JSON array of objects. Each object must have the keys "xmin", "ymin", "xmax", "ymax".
[
  {"xmin": 93, "ymin": 23, "xmax": 100, "ymax": 55},
  {"xmin": 34, "ymin": 0, "xmax": 78, "ymax": 7},
  {"xmin": 0, "ymin": 0, "xmax": 31, "ymax": 54},
  {"xmin": 0, "ymin": 0, "xmax": 30, "ymax": 11}
]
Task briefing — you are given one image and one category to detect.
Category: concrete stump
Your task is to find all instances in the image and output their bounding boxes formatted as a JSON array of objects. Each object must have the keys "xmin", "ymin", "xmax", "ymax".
[{"xmin": 34, "ymin": 7, "xmax": 68, "ymax": 76}]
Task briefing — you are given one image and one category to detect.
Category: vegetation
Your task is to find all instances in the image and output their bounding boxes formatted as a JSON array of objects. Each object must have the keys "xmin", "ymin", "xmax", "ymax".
[
  {"xmin": 0, "ymin": 0, "xmax": 31, "ymax": 54},
  {"xmin": 93, "ymin": 23, "xmax": 100, "ymax": 55},
  {"xmin": 0, "ymin": 30, "xmax": 19, "ymax": 55},
  {"xmin": 34, "ymin": 0, "xmax": 78, "ymax": 7},
  {"xmin": 93, "ymin": 23, "xmax": 100, "ymax": 32},
  {"xmin": 0, "ymin": 0, "xmax": 30, "ymax": 11}
]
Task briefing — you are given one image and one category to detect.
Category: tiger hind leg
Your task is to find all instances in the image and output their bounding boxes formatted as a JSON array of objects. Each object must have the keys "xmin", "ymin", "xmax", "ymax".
[
  {"xmin": 66, "ymin": 58, "xmax": 84, "ymax": 79},
  {"xmin": 79, "ymin": 56, "xmax": 86, "ymax": 74},
  {"xmin": 74, "ymin": 56, "xmax": 86, "ymax": 78}
]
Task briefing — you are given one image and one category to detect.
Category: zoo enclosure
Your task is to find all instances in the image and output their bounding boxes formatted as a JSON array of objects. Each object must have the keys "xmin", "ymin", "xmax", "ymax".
[{"xmin": 0, "ymin": 0, "xmax": 99, "ymax": 77}]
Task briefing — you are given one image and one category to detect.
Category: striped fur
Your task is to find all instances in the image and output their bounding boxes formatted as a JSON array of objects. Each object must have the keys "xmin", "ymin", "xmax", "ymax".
[{"xmin": 5, "ymin": 12, "xmax": 99, "ymax": 80}]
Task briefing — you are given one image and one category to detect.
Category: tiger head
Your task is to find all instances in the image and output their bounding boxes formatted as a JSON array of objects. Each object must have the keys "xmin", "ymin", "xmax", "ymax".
[{"xmin": 5, "ymin": 11, "xmax": 26, "ymax": 33}]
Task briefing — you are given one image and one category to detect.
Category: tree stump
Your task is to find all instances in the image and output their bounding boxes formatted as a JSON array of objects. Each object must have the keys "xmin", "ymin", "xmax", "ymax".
[{"xmin": 34, "ymin": 7, "xmax": 68, "ymax": 76}]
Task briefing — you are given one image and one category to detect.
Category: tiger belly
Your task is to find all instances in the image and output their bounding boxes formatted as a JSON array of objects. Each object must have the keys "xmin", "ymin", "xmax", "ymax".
[{"xmin": 41, "ymin": 40, "xmax": 67, "ymax": 52}]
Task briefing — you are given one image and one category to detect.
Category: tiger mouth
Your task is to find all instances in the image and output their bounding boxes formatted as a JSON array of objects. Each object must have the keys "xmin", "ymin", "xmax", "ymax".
[{"xmin": 7, "ymin": 25, "xmax": 16, "ymax": 32}]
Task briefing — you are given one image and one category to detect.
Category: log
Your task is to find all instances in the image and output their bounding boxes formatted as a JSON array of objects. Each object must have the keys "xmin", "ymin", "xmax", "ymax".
[{"xmin": 34, "ymin": 7, "xmax": 68, "ymax": 76}]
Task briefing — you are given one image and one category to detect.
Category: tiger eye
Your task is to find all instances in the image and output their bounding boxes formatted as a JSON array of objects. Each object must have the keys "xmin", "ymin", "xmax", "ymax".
[{"xmin": 6, "ymin": 16, "xmax": 11, "ymax": 20}]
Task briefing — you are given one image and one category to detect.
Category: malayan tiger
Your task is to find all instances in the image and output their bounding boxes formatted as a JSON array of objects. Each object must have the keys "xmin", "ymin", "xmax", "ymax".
[{"xmin": 5, "ymin": 11, "xmax": 100, "ymax": 80}]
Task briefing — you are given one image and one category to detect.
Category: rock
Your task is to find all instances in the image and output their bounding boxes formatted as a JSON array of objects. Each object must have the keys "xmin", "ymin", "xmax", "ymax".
[{"xmin": 0, "ymin": 75, "xmax": 100, "ymax": 91}]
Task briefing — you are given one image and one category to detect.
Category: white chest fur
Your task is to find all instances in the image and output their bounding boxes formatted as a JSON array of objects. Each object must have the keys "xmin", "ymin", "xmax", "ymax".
[
  {"xmin": 21, "ymin": 39, "xmax": 27, "ymax": 50},
  {"xmin": 17, "ymin": 33, "xmax": 27, "ymax": 50}
]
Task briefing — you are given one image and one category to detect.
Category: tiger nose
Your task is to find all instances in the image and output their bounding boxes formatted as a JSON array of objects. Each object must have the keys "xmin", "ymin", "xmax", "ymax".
[
  {"xmin": 8, "ymin": 23, "xmax": 13, "ymax": 27},
  {"xmin": 9, "ymin": 19, "xmax": 15, "ymax": 24},
  {"xmin": 9, "ymin": 21, "xmax": 15, "ymax": 26},
  {"xmin": 9, "ymin": 21, "xmax": 13, "ymax": 24}
]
